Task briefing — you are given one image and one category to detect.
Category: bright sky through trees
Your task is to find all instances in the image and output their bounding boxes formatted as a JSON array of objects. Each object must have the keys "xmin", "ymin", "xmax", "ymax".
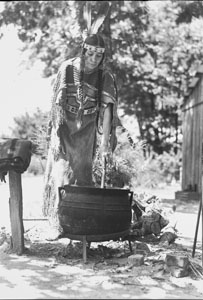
[{"xmin": 0, "ymin": 25, "xmax": 52, "ymax": 136}]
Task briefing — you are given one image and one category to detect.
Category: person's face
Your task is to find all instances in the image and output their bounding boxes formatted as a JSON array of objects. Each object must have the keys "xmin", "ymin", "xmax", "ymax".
[{"xmin": 84, "ymin": 49, "xmax": 103, "ymax": 71}]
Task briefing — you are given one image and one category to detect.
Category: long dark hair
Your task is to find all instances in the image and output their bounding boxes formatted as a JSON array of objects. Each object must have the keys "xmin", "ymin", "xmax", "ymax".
[{"xmin": 80, "ymin": 34, "xmax": 106, "ymax": 133}]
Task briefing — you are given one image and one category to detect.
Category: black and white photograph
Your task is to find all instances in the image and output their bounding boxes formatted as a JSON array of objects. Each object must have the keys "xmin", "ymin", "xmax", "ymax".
[{"xmin": 0, "ymin": 1, "xmax": 203, "ymax": 299}]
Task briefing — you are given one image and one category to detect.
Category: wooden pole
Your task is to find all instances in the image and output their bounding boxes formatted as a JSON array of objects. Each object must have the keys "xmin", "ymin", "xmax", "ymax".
[
  {"xmin": 192, "ymin": 199, "xmax": 201, "ymax": 258},
  {"xmin": 101, "ymin": 156, "xmax": 106, "ymax": 189},
  {"xmin": 8, "ymin": 170, "xmax": 24, "ymax": 255},
  {"xmin": 202, "ymin": 175, "xmax": 203, "ymax": 267}
]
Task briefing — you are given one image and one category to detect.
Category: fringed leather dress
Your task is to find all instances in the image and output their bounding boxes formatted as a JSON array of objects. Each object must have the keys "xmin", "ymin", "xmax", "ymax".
[{"xmin": 42, "ymin": 57, "xmax": 118, "ymax": 222}]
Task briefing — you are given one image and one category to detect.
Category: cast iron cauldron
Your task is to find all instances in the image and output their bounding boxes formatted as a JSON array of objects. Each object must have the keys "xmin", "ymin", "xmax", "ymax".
[
  {"xmin": 58, "ymin": 156, "xmax": 133, "ymax": 242},
  {"xmin": 58, "ymin": 185, "xmax": 133, "ymax": 242}
]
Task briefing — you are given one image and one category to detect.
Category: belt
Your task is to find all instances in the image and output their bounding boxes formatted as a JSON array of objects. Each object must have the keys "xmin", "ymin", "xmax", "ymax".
[{"xmin": 65, "ymin": 104, "xmax": 98, "ymax": 115}]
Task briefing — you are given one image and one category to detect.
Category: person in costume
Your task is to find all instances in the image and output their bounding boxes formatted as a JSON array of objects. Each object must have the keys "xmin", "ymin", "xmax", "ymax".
[{"xmin": 42, "ymin": 2, "xmax": 119, "ymax": 239}]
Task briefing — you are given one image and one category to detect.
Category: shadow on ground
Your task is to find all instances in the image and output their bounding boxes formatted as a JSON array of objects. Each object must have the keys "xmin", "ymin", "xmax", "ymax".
[{"xmin": 0, "ymin": 236, "xmax": 203, "ymax": 299}]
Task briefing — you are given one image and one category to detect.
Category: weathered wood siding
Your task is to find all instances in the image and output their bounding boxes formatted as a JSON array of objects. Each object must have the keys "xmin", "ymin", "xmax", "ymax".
[{"xmin": 182, "ymin": 67, "xmax": 203, "ymax": 193}]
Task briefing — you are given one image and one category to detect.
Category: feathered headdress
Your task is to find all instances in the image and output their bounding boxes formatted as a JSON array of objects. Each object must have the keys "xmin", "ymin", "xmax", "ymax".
[
  {"xmin": 75, "ymin": 2, "xmax": 110, "ymax": 130},
  {"xmin": 82, "ymin": 1, "xmax": 110, "ymax": 52}
]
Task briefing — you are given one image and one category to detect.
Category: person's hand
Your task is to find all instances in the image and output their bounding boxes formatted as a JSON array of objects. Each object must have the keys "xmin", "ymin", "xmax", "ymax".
[{"xmin": 0, "ymin": 171, "xmax": 7, "ymax": 183}]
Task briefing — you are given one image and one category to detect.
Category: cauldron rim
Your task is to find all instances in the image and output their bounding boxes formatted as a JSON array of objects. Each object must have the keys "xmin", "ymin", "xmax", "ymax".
[{"xmin": 59, "ymin": 184, "xmax": 132, "ymax": 195}]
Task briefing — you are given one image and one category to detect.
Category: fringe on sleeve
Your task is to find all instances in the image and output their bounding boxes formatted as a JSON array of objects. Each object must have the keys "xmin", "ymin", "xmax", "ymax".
[{"xmin": 49, "ymin": 61, "xmax": 69, "ymax": 160}]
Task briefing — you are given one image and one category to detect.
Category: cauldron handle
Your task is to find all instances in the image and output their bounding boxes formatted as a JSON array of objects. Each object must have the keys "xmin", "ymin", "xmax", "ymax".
[
  {"xmin": 128, "ymin": 191, "xmax": 134, "ymax": 205},
  {"xmin": 101, "ymin": 155, "xmax": 106, "ymax": 189}
]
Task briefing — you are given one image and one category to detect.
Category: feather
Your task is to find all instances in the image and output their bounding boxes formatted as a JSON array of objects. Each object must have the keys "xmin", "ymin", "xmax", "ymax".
[
  {"xmin": 90, "ymin": 2, "xmax": 110, "ymax": 34},
  {"xmin": 83, "ymin": 2, "xmax": 92, "ymax": 33}
]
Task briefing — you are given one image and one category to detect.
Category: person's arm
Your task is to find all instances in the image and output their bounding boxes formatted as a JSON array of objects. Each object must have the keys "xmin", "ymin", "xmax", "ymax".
[
  {"xmin": 100, "ymin": 69, "xmax": 117, "ymax": 156},
  {"xmin": 100, "ymin": 103, "xmax": 113, "ymax": 156}
]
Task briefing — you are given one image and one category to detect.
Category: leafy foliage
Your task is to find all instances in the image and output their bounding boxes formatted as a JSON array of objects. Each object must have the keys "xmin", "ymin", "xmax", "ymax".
[
  {"xmin": 9, "ymin": 107, "xmax": 49, "ymax": 156},
  {"xmin": 93, "ymin": 127, "xmax": 147, "ymax": 188},
  {"xmin": 176, "ymin": 0, "xmax": 203, "ymax": 24},
  {"xmin": 116, "ymin": 1, "xmax": 203, "ymax": 155}
]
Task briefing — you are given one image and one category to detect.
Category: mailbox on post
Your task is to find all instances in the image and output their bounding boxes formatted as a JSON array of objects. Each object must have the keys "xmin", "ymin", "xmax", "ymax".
[{"xmin": 0, "ymin": 138, "xmax": 32, "ymax": 255}]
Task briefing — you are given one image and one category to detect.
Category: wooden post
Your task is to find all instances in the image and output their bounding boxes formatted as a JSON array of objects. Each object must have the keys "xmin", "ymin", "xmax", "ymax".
[{"xmin": 8, "ymin": 170, "xmax": 24, "ymax": 255}]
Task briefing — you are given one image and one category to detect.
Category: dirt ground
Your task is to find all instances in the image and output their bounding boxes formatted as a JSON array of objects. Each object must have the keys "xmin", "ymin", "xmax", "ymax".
[{"xmin": 0, "ymin": 175, "xmax": 203, "ymax": 299}]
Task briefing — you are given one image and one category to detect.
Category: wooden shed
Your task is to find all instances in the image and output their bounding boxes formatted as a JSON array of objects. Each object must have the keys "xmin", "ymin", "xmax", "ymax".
[{"xmin": 179, "ymin": 65, "xmax": 203, "ymax": 199}]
